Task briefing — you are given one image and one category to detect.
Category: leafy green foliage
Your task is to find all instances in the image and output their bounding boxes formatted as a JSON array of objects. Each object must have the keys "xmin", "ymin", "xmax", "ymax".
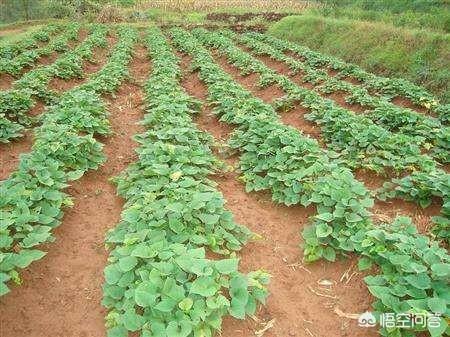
[
  {"xmin": 0, "ymin": 24, "xmax": 60, "ymax": 60},
  {"xmin": 0, "ymin": 115, "xmax": 25, "ymax": 143},
  {"xmin": 0, "ymin": 25, "xmax": 137, "ymax": 297},
  {"xmin": 230, "ymin": 32, "xmax": 438, "ymax": 173},
  {"xmin": 0, "ymin": 89, "xmax": 34, "ymax": 142},
  {"xmin": 173, "ymin": 28, "xmax": 450, "ymax": 337},
  {"xmin": 172, "ymin": 27, "xmax": 373, "ymax": 259},
  {"xmin": 79, "ymin": 25, "xmax": 137, "ymax": 94},
  {"xmin": 0, "ymin": 89, "xmax": 34, "ymax": 124},
  {"xmin": 52, "ymin": 24, "xmax": 109, "ymax": 80},
  {"xmin": 254, "ymin": 31, "xmax": 449, "ymax": 122},
  {"xmin": 41, "ymin": 89, "xmax": 111, "ymax": 135},
  {"xmin": 0, "ymin": 23, "xmax": 80, "ymax": 76},
  {"xmin": 242, "ymin": 32, "xmax": 448, "ymax": 164},
  {"xmin": 378, "ymin": 169, "xmax": 450, "ymax": 245},
  {"xmin": 305, "ymin": 216, "xmax": 450, "ymax": 337},
  {"xmin": 103, "ymin": 27, "xmax": 268, "ymax": 337},
  {"xmin": 14, "ymin": 66, "xmax": 58, "ymax": 103},
  {"xmin": 0, "ymin": 24, "xmax": 109, "ymax": 143},
  {"xmin": 13, "ymin": 23, "xmax": 109, "ymax": 101},
  {"xmin": 240, "ymin": 32, "xmax": 449, "ymax": 249},
  {"xmin": 191, "ymin": 29, "xmax": 448, "ymax": 247}
]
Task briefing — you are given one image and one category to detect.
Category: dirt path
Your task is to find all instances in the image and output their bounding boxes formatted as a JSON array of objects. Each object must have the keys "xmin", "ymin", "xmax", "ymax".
[
  {"xmin": 0, "ymin": 36, "xmax": 117, "ymax": 182},
  {"xmin": 0, "ymin": 27, "xmax": 27, "ymax": 37},
  {"xmin": 0, "ymin": 44, "xmax": 149, "ymax": 337},
  {"xmin": 178, "ymin": 53, "xmax": 378, "ymax": 337}
]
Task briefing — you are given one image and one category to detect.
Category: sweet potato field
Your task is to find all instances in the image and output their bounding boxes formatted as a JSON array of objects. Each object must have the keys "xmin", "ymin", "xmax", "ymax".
[{"xmin": 0, "ymin": 23, "xmax": 449, "ymax": 337}]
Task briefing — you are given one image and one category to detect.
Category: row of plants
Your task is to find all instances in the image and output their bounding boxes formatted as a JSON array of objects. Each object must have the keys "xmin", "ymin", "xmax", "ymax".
[
  {"xmin": 170, "ymin": 27, "xmax": 373, "ymax": 264},
  {"xmin": 200, "ymin": 29, "xmax": 450, "ymax": 245},
  {"xmin": 0, "ymin": 23, "xmax": 80, "ymax": 76},
  {"xmin": 252, "ymin": 32, "xmax": 450, "ymax": 123},
  {"xmin": 171, "ymin": 28, "xmax": 450, "ymax": 337},
  {"xmin": 14, "ymin": 24, "xmax": 109, "ymax": 101},
  {"xmin": 0, "ymin": 24, "xmax": 109, "ymax": 144},
  {"xmin": 0, "ymin": 89, "xmax": 34, "ymax": 142},
  {"xmin": 305, "ymin": 214, "xmax": 450, "ymax": 337},
  {"xmin": 228, "ymin": 31, "xmax": 450, "ymax": 244},
  {"xmin": 0, "ymin": 25, "xmax": 137, "ymax": 297},
  {"xmin": 193, "ymin": 28, "xmax": 437, "ymax": 175},
  {"xmin": 102, "ymin": 27, "xmax": 268, "ymax": 337},
  {"xmin": 0, "ymin": 23, "xmax": 61, "ymax": 60},
  {"xmin": 378, "ymin": 170, "xmax": 450, "ymax": 245},
  {"xmin": 238, "ymin": 32, "xmax": 449, "ymax": 164}
]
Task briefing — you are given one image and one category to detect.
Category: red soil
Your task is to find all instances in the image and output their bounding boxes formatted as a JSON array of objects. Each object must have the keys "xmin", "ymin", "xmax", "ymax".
[
  {"xmin": 0, "ymin": 33, "xmax": 443, "ymax": 337},
  {"xmin": 49, "ymin": 35, "xmax": 117, "ymax": 92},
  {"xmin": 372, "ymin": 198, "xmax": 442, "ymax": 234},
  {"xmin": 0, "ymin": 130, "xmax": 33, "ymax": 180},
  {"xmin": 0, "ymin": 44, "xmax": 149, "ymax": 337},
  {"xmin": 285, "ymin": 50, "xmax": 436, "ymax": 116},
  {"xmin": 280, "ymin": 106, "xmax": 323, "ymax": 141},
  {"xmin": 324, "ymin": 91, "xmax": 366, "ymax": 113},
  {"xmin": 179, "ymin": 54, "xmax": 378, "ymax": 337},
  {"xmin": 0, "ymin": 74, "xmax": 16, "ymax": 90},
  {"xmin": 391, "ymin": 97, "xmax": 434, "ymax": 116},
  {"xmin": 37, "ymin": 51, "xmax": 58, "ymax": 66},
  {"xmin": 0, "ymin": 36, "xmax": 117, "ymax": 181}
]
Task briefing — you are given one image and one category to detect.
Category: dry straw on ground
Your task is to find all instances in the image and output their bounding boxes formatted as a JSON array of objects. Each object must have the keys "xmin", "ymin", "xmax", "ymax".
[{"xmin": 97, "ymin": 5, "xmax": 125, "ymax": 22}]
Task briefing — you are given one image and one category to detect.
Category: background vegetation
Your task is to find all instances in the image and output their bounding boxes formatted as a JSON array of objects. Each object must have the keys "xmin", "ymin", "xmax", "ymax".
[
  {"xmin": 1, "ymin": 0, "xmax": 448, "ymax": 102},
  {"xmin": 0, "ymin": 0, "xmax": 117, "ymax": 22},
  {"xmin": 309, "ymin": 0, "xmax": 450, "ymax": 33},
  {"xmin": 269, "ymin": 14, "xmax": 449, "ymax": 103},
  {"xmin": 0, "ymin": 0, "xmax": 311, "ymax": 23}
]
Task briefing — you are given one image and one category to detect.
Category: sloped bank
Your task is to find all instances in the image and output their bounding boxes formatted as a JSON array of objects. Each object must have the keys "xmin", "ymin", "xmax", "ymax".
[{"xmin": 268, "ymin": 15, "xmax": 450, "ymax": 103}]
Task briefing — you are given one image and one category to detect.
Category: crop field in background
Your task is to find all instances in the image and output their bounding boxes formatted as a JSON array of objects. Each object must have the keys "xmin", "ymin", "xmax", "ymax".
[
  {"xmin": 0, "ymin": 18, "xmax": 449, "ymax": 337},
  {"xmin": 138, "ymin": 0, "xmax": 314, "ymax": 11}
]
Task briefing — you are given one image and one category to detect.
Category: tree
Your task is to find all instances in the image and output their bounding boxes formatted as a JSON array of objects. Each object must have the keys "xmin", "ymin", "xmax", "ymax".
[
  {"xmin": 0, "ymin": 0, "xmax": 42, "ymax": 23},
  {"xmin": 21, "ymin": 0, "xmax": 30, "ymax": 20}
]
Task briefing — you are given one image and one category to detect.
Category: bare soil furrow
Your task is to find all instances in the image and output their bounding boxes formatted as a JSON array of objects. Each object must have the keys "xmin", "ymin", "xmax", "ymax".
[
  {"xmin": 244, "ymin": 47, "xmax": 441, "ymax": 234},
  {"xmin": 0, "ymin": 74, "xmax": 16, "ymax": 90},
  {"xmin": 0, "ymin": 43, "xmax": 150, "ymax": 337},
  {"xmin": 0, "ymin": 130, "xmax": 33, "ymax": 180},
  {"xmin": 0, "ymin": 37, "xmax": 118, "ymax": 181},
  {"xmin": 49, "ymin": 35, "xmax": 117, "ymax": 92},
  {"xmin": 0, "ymin": 29, "xmax": 89, "ymax": 92},
  {"xmin": 284, "ymin": 50, "xmax": 434, "ymax": 116},
  {"xmin": 179, "ymin": 52, "xmax": 378, "ymax": 337}
]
